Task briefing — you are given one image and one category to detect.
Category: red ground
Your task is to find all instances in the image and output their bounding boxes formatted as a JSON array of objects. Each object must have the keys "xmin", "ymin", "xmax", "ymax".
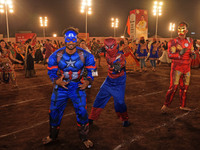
[{"xmin": 0, "ymin": 57, "xmax": 200, "ymax": 150}]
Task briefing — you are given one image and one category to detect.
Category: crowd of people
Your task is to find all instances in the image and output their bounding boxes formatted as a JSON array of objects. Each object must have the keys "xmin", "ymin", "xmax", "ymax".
[{"xmin": 0, "ymin": 34, "xmax": 200, "ymax": 87}]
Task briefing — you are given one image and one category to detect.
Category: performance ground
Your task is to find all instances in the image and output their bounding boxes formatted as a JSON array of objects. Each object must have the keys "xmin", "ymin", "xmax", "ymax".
[{"xmin": 0, "ymin": 57, "xmax": 200, "ymax": 150}]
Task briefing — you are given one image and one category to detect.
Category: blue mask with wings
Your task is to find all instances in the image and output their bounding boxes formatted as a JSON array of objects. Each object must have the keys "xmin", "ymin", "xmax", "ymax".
[{"xmin": 64, "ymin": 30, "xmax": 78, "ymax": 43}]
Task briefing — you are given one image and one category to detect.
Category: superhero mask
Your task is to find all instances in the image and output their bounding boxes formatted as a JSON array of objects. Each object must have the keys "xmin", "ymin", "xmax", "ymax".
[
  {"xmin": 65, "ymin": 30, "xmax": 78, "ymax": 50},
  {"xmin": 178, "ymin": 24, "xmax": 187, "ymax": 36},
  {"xmin": 64, "ymin": 30, "xmax": 78, "ymax": 43},
  {"xmin": 104, "ymin": 38, "xmax": 118, "ymax": 57}
]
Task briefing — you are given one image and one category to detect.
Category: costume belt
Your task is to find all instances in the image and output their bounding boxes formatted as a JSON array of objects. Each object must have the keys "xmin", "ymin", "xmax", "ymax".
[{"xmin": 63, "ymin": 78, "xmax": 81, "ymax": 83}]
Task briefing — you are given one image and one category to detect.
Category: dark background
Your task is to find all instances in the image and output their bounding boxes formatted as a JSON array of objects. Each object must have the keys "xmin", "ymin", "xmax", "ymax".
[{"xmin": 0, "ymin": 0, "xmax": 200, "ymax": 38}]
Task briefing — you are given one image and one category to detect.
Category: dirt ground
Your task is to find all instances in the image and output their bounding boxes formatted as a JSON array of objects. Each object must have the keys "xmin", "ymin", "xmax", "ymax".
[{"xmin": 0, "ymin": 57, "xmax": 200, "ymax": 150}]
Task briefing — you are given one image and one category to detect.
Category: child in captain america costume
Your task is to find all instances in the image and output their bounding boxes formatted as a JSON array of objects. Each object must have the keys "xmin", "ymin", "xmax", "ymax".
[
  {"xmin": 89, "ymin": 38, "xmax": 130, "ymax": 127},
  {"xmin": 161, "ymin": 22, "xmax": 195, "ymax": 112},
  {"xmin": 43, "ymin": 27, "xmax": 96, "ymax": 148}
]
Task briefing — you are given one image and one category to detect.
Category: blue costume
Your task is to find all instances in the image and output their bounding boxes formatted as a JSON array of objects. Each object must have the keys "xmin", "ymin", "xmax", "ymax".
[
  {"xmin": 136, "ymin": 44, "xmax": 148, "ymax": 57},
  {"xmin": 149, "ymin": 45, "xmax": 158, "ymax": 58},
  {"xmin": 136, "ymin": 44, "xmax": 148, "ymax": 69},
  {"xmin": 149, "ymin": 45, "xmax": 159, "ymax": 68},
  {"xmin": 89, "ymin": 38, "xmax": 130, "ymax": 127},
  {"xmin": 46, "ymin": 29, "xmax": 96, "ymax": 142}
]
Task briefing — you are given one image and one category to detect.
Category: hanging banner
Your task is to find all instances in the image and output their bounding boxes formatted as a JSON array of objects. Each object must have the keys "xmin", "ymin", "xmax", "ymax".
[
  {"xmin": 15, "ymin": 33, "xmax": 37, "ymax": 45},
  {"xmin": 128, "ymin": 9, "xmax": 148, "ymax": 41},
  {"xmin": 126, "ymin": 16, "xmax": 130, "ymax": 35},
  {"xmin": 135, "ymin": 9, "xmax": 148, "ymax": 40},
  {"xmin": 129, "ymin": 10, "xmax": 136, "ymax": 39}
]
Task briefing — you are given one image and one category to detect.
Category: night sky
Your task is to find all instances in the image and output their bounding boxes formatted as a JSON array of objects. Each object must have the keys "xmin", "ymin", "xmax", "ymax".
[{"xmin": 0, "ymin": 0, "xmax": 200, "ymax": 38}]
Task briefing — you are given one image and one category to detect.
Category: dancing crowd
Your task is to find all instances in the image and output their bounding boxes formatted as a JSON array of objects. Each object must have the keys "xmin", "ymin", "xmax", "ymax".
[{"xmin": 0, "ymin": 34, "xmax": 200, "ymax": 88}]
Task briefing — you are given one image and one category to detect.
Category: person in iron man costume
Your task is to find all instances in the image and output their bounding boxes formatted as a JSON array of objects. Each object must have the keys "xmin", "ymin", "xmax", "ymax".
[
  {"xmin": 161, "ymin": 22, "xmax": 195, "ymax": 112},
  {"xmin": 89, "ymin": 38, "xmax": 130, "ymax": 127}
]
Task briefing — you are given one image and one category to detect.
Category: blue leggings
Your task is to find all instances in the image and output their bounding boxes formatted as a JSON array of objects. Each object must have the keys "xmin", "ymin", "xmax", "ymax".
[
  {"xmin": 150, "ymin": 60, "xmax": 156, "ymax": 68},
  {"xmin": 49, "ymin": 83, "xmax": 88, "ymax": 126},
  {"xmin": 140, "ymin": 59, "xmax": 146, "ymax": 68},
  {"xmin": 89, "ymin": 75, "xmax": 128, "ymax": 121}
]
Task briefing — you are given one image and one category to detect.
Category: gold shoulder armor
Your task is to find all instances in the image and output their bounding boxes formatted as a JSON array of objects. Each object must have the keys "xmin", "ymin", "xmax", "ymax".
[
  {"xmin": 171, "ymin": 46, "xmax": 176, "ymax": 53},
  {"xmin": 191, "ymin": 46, "xmax": 194, "ymax": 52}
]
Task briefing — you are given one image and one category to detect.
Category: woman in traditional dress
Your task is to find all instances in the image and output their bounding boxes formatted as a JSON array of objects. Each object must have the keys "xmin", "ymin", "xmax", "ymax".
[
  {"xmin": 24, "ymin": 39, "xmax": 36, "ymax": 78},
  {"xmin": 149, "ymin": 41, "xmax": 159, "ymax": 71},
  {"xmin": 159, "ymin": 41, "xmax": 171, "ymax": 64},
  {"xmin": 191, "ymin": 39, "xmax": 200, "ymax": 68},
  {"xmin": 14, "ymin": 42, "xmax": 25, "ymax": 69},
  {"xmin": 34, "ymin": 40, "xmax": 43, "ymax": 64},
  {"xmin": 122, "ymin": 38, "xmax": 139, "ymax": 72},
  {"xmin": 136, "ymin": 37, "xmax": 148, "ymax": 72},
  {"xmin": 0, "ymin": 40, "xmax": 23, "ymax": 87}
]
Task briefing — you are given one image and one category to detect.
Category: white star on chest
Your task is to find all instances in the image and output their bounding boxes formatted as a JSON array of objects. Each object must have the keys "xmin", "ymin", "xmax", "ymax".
[{"xmin": 66, "ymin": 59, "xmax": 76, "ymax": 68}]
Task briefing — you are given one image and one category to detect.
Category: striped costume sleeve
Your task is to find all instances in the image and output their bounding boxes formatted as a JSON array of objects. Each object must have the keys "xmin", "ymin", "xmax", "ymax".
[
  {"xmin": 47, "ymin": 53, "xmax": 59, "ymax": 83},
  {"xmin": 85, "ymin": 52, "xmax": 96, "ymax": 81}
]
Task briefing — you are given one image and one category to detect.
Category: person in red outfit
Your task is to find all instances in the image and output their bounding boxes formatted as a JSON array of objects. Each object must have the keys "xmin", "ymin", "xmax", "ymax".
[
  {"xmin": 89, "ymin": 38, "xmax": 130, "ymax": 127},
  {"xmin": 161, "ymin": 22, "xmax": 195, "ymax": 112}
]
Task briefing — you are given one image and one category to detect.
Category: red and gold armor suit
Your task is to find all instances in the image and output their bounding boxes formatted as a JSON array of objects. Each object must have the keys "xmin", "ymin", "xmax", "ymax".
[{"xmin": 164, "ymin": 36, "xmax": 194, "ymax": 108}]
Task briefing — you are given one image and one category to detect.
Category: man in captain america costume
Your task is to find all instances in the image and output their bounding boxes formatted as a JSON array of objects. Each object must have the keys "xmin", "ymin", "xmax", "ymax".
[
  {"xmin": 43, "ymin": 27, "xmax": 96, "ymax": 148},
  {"xmin": 161, "ymin": 22, "xmax": 195, "ymax": 112},
  {"xmin": 89, "ymin": 38, "xmax": 130, "ymax": 127}
]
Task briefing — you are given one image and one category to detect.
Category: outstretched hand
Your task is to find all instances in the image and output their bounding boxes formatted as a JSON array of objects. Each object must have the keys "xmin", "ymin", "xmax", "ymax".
[{"xmin": 55, "ymin": 74, "xmax": 69, "ymax": 89}]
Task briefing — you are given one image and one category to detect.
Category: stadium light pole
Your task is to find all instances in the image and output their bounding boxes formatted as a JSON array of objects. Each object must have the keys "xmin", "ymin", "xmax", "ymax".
[
  {"xmin": 153, "ymin": 1, "xmax": 163, "ymax": 39},
  {"xmin": 0, "ymin": 0, "xmax": 14, "ymax": 41},
  {"xmin": 169, "ymin": 23, "xmax": 175, "ymax": 38},
  {"xmin": 111, "ymin": 18, "xmax": 119, "ymax": 37},
  {"xmin": 39, "ymin": 16, "xmax": 48, "ymax": 40},
  {"xmin": 80, "ymin": 0, "xmax": 92, "ymax": 41}
]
